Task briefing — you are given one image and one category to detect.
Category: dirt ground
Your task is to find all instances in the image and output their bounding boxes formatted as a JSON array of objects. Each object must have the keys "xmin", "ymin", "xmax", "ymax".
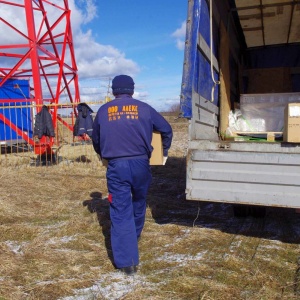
[{"xmin": 1, "ymin": 116, "xmax": 300, "ymax": 300}]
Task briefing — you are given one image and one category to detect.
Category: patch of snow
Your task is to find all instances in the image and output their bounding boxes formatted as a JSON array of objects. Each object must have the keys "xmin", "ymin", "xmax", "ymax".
[
  {"xmin": 260, "ymin": 243, "xmax": 283, "ymax": 250},
  {"xmin": 43, "ymin": 221, "xmax": 67, "ymax": 230},
  {"xmin": 258, "ymin": 256, "xmax": 272, "ymax": 262},
  {"xmin": 46, "ymin": 235, "xmax": 77, "ymax": 245},
  {"xmin": 4, "ymin": 240, "xmax": 28, "ymax": 255},
  {"xmin": 229, "ymin": 240, "xmax": 242, "ymax": 252},
  {"xmin": 58, "ymin": 272, "xmax": 155, "ymax": 300},
  {"xmin": 156, "ymin": 251, "xmax": 207, "ymax": 267},
  {"xmin": 223, "ymin": 253, "xmax": 230, "ymax": 260}
]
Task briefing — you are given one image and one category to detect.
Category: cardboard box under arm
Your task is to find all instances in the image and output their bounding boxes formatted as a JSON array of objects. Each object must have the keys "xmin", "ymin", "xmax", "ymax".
[{"xmin": 150, "ymin": 131, "xmax": 163, "ymax": 165}]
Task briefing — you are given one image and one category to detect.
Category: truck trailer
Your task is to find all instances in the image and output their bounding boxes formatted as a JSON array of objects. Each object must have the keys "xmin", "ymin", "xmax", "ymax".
[{"xmin": 180, "ymin": 0, "xmax": 300, "ymax": 216}]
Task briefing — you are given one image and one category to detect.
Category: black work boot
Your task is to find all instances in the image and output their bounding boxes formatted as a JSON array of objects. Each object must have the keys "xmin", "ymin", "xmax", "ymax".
[{"xmin": 119, "ymin": 265, "xmax": 137, "ymax": 276}]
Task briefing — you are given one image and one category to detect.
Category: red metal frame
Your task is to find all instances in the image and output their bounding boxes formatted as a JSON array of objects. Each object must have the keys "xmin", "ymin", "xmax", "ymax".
[{"xmin": 0, "ymin": 0, "xmax": 80, "ymax": 154}]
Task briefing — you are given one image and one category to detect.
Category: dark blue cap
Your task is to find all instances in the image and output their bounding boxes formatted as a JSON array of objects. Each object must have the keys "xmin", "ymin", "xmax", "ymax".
[{"xmin": 112, "ymin": 75, "xmax": 135, "ymax": 95}]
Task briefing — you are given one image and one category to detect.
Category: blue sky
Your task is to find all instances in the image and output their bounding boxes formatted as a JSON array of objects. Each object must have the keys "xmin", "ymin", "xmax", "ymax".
[
  {"xmin": 0, "ymin": 0, "xmax": 187, "ymax": 112},
  {"xmin": 75, "ymin": 0, "xmax": 188, "ymax": 111}
]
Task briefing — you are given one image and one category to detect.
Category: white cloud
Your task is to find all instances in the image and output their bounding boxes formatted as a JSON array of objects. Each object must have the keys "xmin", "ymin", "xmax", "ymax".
[
  {"xmin": 172, "ymin": 21, "xmax": 186, "ymax": 39},
  {"xmin": 0, "ymin": 0, "xmax": 139, "ymax": 75},
  {"xmin": 74, "ymin": 0, "xmax": 98, "ymax": 24},
  {"xmin": 68, "ymin": 1, "xmax": 140, "ymax": 79},
  {"xmin": 0, "ymin": 1, "xmax": 182, "ymax": 109},
  {"xmin": 0, "ymin": 0, "xmax": 140, "ymax": 102},
  {"xmin": 171, "ymin": 21, "xmax": 186, "ymax": 51},
  {"xmin": 175, "ymin": 39, "xmax": 185, "ymax": 51},
  {"xmin": 74, "ymin": 30, "xmax": 139, "ymax": 79}
]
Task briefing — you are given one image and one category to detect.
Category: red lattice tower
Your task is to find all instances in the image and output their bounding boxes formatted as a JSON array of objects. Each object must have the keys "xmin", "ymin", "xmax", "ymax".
[{"xmin": 0, "ymin": 0, "xmax": 80, "ymax": 155}]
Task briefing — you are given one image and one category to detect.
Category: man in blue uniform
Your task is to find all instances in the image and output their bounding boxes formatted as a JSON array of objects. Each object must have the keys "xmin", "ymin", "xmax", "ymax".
[{"xmin": 92, "ymin": 75, "xmax": 173, "ymax": 275}]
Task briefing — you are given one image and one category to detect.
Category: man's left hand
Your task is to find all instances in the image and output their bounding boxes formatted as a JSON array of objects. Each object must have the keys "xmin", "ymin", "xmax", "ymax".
[{"xmin": 163, "ymin": 156, "xmax": 168, "ymax": 165}]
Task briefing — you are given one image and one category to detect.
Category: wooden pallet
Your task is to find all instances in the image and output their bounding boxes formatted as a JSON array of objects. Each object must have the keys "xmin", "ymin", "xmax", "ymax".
[{"xmin": 234, "ymin": 131, "xmax": 283, "ymax": 142}]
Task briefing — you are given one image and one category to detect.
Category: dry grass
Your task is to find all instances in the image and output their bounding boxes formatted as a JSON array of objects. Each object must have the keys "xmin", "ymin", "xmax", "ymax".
[{"xmin": 1, "ymin": 116, "xmax": 300, "ymax": 300}]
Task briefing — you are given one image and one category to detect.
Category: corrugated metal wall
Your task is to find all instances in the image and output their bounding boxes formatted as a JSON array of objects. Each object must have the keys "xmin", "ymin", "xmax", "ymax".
[{"xmin": 186, "ymin": 149, "xmax": 300, "ymax": 208}]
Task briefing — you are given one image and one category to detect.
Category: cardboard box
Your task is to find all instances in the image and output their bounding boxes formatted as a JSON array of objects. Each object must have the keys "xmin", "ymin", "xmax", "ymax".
[
  {"xmin": 283, "ymin": 103, "xmax": 300, "ymax": 143},
  {"xmin": 150, "ymin": 131, "xmax": 163, "ymax": 165}
]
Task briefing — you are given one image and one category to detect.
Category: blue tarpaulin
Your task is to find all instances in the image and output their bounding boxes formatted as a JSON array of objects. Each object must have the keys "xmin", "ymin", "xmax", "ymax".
[{"xmin": 0, "ymin": 79, "xmax": 33, "ymax": 143}]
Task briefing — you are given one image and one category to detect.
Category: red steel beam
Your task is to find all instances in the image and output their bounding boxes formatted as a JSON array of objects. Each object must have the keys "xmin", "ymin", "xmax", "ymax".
[
  {"xmin": 0, "ymin": 112, "xmax": 35, "ymax": 145},
  {"xmin": 24, "ymin": 0, "xmax": 44, "ymax": 109},
  {"xmin": 0, "ymin": 0, "xmax": 80, "ymax": 154}
]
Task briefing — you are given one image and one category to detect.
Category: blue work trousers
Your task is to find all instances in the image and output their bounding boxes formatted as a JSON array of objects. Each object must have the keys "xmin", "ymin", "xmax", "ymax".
[{"xmin": 106, "ymin": 158, "xmax": 152, "ymax": 268}]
